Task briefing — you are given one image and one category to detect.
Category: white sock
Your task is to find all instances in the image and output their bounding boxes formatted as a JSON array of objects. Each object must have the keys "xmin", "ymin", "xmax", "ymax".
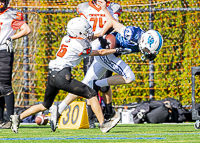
[
  {"xmin": 95, "ymin": 78, "xmax": 109, "ymax": 87},
  {"xmin": 58, "ymin": 101, "xmax": 68, "ymax": 114}
]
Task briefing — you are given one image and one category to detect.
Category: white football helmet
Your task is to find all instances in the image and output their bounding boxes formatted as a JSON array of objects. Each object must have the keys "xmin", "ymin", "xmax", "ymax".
[
  {"xmin": 139, "ymin": 30, "xmax": 163, "ymax": 55},
  {"xmin": 67, "ymin": 17, "xmax": 94, "ymax": 41}
]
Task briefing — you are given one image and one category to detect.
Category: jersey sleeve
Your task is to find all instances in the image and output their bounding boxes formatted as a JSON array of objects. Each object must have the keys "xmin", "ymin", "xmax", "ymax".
[
  {"xmin": 11, "ymin": 20, "xmax": 25, "ymax": 30},
  {"xmin": 8, "ymin": 8, "xmax": 25, "ymax": 30},
  {"xmin": 77, "ymin": 2, "xmax": 89, "ymax": 19},
  {"xmin": 9, "ymin": 8, "xmax": 24, "ymax": 21},
  {"xmin": 109, "ymin": 3, "xmax": 122, "ymax": 17}
]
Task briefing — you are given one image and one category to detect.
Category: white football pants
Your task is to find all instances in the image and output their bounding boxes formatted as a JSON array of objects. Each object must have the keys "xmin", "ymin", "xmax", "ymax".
[{"xmin": 82, "ymin": 53, "xmax": 135, "ymax": 88}]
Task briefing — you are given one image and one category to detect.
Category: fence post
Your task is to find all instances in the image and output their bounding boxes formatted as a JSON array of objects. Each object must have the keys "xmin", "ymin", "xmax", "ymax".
[
  {"xmin": 23, "ymin": 7, "xmax": 29, "ymax": 106},
  {"xmin": 149, "ymin": 0, "xmax": 155, "ymax": 100}
]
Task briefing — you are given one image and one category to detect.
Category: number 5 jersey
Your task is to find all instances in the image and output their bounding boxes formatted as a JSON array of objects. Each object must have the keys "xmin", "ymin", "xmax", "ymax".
[{"xmin": 49, "ymin": 36, "xmax": 92, "ymax": 71}]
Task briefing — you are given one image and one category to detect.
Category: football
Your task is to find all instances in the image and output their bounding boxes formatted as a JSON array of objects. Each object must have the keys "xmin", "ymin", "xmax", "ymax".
[
  {"xmin": 35, "ymin": 114, "xmax": 48, "ymax": 125},
  {"xmin": 105, "ymin": 34, "xmax": 117, "ymax": 49}
]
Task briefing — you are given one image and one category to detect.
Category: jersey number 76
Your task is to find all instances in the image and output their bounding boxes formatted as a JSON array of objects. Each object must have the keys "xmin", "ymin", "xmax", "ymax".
[{"xmin": 90, "ymin": 17, "xmax": 106, "ymax": 31}]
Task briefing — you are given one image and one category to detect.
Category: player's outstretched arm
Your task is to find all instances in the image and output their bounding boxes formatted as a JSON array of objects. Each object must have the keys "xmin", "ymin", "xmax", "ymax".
[
  {"xmin": 90, "ymin": 49, "xmax": 116, "ymax": 56},
  {"xmin": 10, "ymin": 23, "xmax": 31, "ymax": 40},
  {"xmin": 100, "ymin": 19, "xmax": 125, "ymax": 37},
  {"xmin": 90, "ymin": 48, "xmax": 131, "ymax": 56}
]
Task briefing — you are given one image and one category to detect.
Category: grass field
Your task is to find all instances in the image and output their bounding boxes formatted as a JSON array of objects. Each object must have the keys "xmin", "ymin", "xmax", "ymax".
[{"xmin": 0, "ymin": 123, "xmax": 200, "ymax": 143}]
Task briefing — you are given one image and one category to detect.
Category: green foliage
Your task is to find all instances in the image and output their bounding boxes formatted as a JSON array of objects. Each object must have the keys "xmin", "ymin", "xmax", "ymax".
[{"xmin": 33, "ymin": 0, "xmax": 200, "ymax": 106}]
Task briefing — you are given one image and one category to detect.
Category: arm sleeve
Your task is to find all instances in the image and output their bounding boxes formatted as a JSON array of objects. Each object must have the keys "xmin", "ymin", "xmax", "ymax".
[{"xmin": 11, "ymin": 20, "xmax": 25, "ymax": 30}]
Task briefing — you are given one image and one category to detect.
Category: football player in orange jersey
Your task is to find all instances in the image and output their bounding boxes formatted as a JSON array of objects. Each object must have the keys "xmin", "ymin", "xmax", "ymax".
[
  {"xmin": 0, "ymin": 0, "xmax": 31, "ymax": 129},
  {"xmin": 63, "ymin": 0, "xmax": 122, "ymax": 128},
  {"xmin": 10, "ymin": 17, "xmax": 128, "ymax": 133}
]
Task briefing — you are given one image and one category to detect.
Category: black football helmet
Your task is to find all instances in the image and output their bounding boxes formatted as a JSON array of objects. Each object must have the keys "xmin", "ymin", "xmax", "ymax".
[
  {"xmin": 92, "ymin": 0, "xmax": 107, "ymax": 4},
  {"xmin": 0, "ymin": 0, "xmax": 9, "ymax": 12}
]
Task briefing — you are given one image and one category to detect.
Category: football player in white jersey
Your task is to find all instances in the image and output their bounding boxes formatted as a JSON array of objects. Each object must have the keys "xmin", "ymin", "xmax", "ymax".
[
  {"xmin": 10, "ymin": 17, "xmax": 128, "ymax": 133},
  {"xmin": 0, "ymin": 0, "xmax": 31, "ymax": 129},
  {"xmin": 77, "ymin": 0, "xmax": 122, "ymax": 128}
]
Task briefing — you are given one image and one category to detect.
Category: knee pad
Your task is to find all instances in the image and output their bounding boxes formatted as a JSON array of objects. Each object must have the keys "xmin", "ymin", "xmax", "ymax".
[
  {"xmin": 123, "ymin": 72, "xmax": 135, "ymax": 83},
  {"xmin": 100, "ymin": 86, "xmax": 110, "ymax": 93},
  {"xmin": 0, "ymin": 82, "xmax": 6, "ymax": 95},
  {"xmin": 0, "ymin": 82, "xmax": 12, "ymax": 95}
]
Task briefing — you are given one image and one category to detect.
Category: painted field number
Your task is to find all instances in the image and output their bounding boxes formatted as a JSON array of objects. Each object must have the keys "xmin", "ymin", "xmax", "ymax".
[{"xmin": 58, "ymin": 101, "xmax": 89, "ymax": 129}]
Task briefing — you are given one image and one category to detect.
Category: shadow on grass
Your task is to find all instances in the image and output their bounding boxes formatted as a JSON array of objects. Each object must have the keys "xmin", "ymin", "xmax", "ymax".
[
  {"xmin": 112, "ymin": 131, "xmax": 132, "ymax": 133},
  {"xmin": 19, "ymin": 126, "xmax": 50, "ymax": 128}
]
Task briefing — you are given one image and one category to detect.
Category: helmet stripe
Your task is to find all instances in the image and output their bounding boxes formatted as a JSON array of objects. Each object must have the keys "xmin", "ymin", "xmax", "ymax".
[{"xmin": 155, "ymin": 31, "xmax": 163, "ymax": 52}]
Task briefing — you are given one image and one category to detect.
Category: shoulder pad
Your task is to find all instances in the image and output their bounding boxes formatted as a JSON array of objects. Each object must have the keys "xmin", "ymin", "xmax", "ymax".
[
  {"xmin": 108, "ymin": 3, "xmax": 122, "ymax": 16},
  {"xmin": 6, "ymin": 8, "xmax": 23, "ymax": 21},
  {"xmin": 77, "ymin": 2, "xmax": 89, "ymax": 15}
]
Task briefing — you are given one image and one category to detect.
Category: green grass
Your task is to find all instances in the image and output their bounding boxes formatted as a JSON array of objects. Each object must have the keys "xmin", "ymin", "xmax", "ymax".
[{"xmin": 1, "ymin": 123, "xmax": 200, "ymax": 143}]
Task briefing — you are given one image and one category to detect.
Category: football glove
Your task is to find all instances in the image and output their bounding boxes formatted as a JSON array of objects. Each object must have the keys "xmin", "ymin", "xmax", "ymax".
[
  {"xmin": 115, "ymin": 47, "xmax": 132, "ymax": 54},
  {"xmin": 105, "ymin": 28, "xmax": 114, "ymax": 35},
  {"xmin": 145, "ymin": 53, "xmax": 156, "ymax": 61},
  {"xmin": 98, "ymin": 36, "xmax": 110, "ymax": 49},
  {"xmin": 5, "ymin": 37, "xmax": 13, "ymax": 53}
]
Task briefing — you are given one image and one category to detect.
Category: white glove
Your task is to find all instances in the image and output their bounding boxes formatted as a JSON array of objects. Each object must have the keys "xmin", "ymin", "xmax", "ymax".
[{"xmin": 5, "ymin": 37, "xmax": 13, "ymax": 53}]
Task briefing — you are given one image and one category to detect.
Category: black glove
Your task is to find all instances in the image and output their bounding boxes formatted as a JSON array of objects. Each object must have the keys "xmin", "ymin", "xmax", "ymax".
[
  {"xmin": 115, "ymin": 47, "xmax": 132, "ymax": 54},
  {"xmin": 145, "ymin": 53, "xmax": 156, "ymax": 61},
  {"xmin": 5, "ymin": 37, "xmax": 13, "ymax": 53},
  {"xmin": 105, "ymin": 28, "xmax": 114, "ymax": 35},
  {"xmin": 98, "ymin": 36, "xmax": 110, "ymax": 49}
]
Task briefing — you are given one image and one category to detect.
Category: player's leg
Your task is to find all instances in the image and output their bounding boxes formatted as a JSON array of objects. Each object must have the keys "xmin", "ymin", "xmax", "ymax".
[
  {"xmin": 11, "ymin": 70, "xmax": 59, "ymax": 133},
  {"xmin": 55, "ymin": 67, "xmax": 120, "ymax": 133},
  {"xmin": 100, "ymin": 70, "xmax": 116, "ymax": 120},
  {"xmin": 79, "ymin": 59, "xmax": 107, "ymax": 127},
  {"xmin": 95, "ymin": 54, "xmax": 135, "ymax": 87},
  {"xmin": 0, "ymin": 51, "xmax": 15, "ymax": 129},
  {"xmin": 83, "ymin": 56, "xmax": 96, "ymax": 128},
  {"xmin": 58, "ymin": 59, "xmax": 107, "ymax": 117},
  {"xmin": 0, "ymin": 97, "xmax": 5, "ymax": 124},
  {"xmin": 61, "ymin": 78, "xmax": 120, "ymax": 133}
]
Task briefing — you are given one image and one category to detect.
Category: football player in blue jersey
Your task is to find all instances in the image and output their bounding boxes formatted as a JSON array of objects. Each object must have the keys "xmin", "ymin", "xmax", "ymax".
[
  {"xmin": 52, "ymin": 6, "xmax": 163, "ymax": 129},
  {"xmin": 92, "ymin": 19, "xmax": 163, "ymax": 87}
]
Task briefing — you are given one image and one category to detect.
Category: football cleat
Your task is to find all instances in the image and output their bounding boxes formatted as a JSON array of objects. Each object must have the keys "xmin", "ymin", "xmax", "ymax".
[
  {"xmin": 10, "ymin": 115, "xmax": 20, "ymax": 133},
  {"xmin": 99, "ymin": 117, "xmax": 120, "ymax": 133},
  {"xmin": 0, "ymin": 120, "xmax": 4, "ymax": 124},
  {"xmin": 0, "ymin": 121, "xmax": 11, "ymax": 129},
  {"xmin": 49, "ymin": 105, "xmax": 58, "ymax": 132},
  {"xmin": 89, "ymin": 123, "xmax": 96, "ymax": 129}
]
